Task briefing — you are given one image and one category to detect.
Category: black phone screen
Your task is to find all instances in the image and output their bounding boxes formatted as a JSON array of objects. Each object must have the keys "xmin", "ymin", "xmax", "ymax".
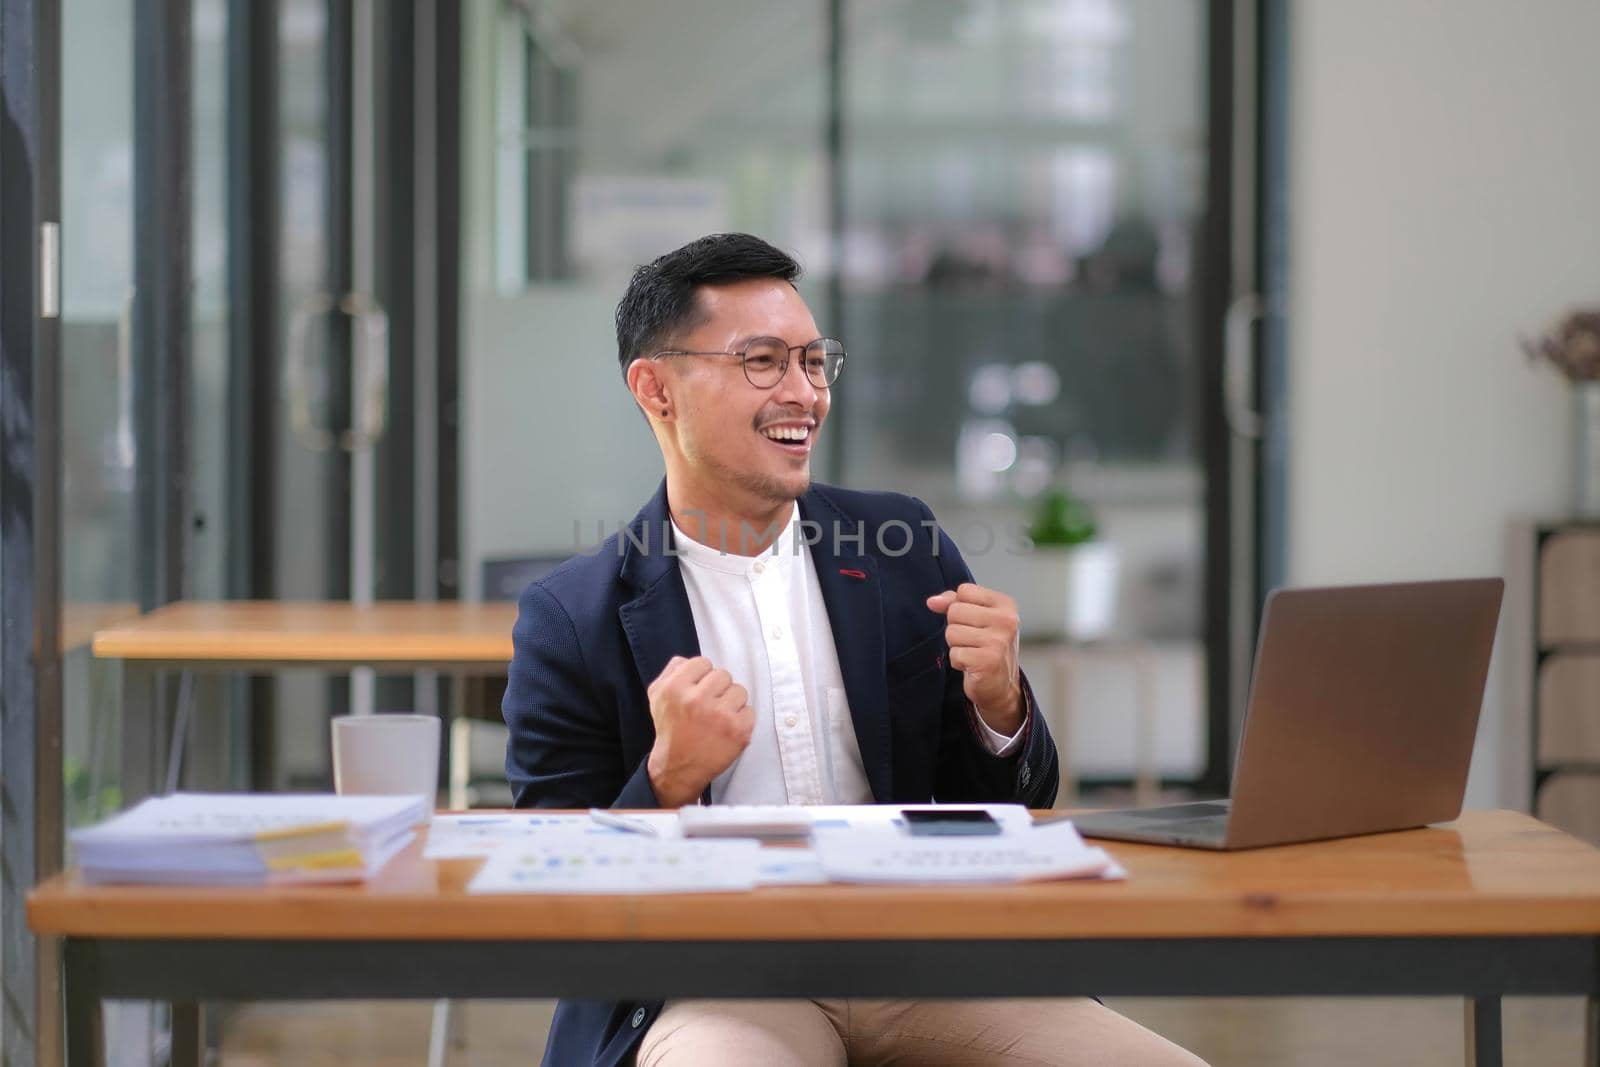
[{"xmin": 899, "ymin": 808, "xmax": 1002, "ymax": 835}]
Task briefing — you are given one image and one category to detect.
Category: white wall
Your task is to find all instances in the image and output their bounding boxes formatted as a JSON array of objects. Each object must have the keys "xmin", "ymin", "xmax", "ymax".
[{"xmin": 1287, "ymin": 0, "xmax": 1600, "ymax": 807}]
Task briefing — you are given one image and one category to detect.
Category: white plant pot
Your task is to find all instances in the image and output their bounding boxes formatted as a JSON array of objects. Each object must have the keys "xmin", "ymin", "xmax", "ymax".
[{"xmin": 1009, "ymin": 542, "xmax": 1120, "ymax": 641}]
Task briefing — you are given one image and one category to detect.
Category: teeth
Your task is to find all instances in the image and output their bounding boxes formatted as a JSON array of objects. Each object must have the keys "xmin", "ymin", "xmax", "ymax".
[{"xmin": 761, "ymin": 426, "xmax": 809, "ymax": 443}]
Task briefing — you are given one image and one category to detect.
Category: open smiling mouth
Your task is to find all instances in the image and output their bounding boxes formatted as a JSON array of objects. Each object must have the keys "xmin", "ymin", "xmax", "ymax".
[{"xmin": 758, "ymin": 423, "xmax": 814, "ymax": 455}]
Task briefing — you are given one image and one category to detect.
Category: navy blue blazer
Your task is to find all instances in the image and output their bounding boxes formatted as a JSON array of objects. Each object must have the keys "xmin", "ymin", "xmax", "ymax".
[{"xmin": 503, "ymin": 480, "xmax": 1059, "ymax": 1067}]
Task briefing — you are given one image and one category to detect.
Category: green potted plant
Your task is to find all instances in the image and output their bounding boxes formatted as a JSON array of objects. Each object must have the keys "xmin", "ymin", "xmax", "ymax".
[
  {"xmin": 1029, "ymin": 488, "xmax": 1098, "ymax": 548},
  {"xmin": 1019, "ymin": 488, "xmax": 1119, "ymax": 640}
]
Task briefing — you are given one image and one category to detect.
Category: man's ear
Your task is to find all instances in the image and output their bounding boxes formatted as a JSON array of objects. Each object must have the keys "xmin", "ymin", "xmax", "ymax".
[{"xmin": 626, "ymin": 358, "xmax": 672, "ymax": 421}]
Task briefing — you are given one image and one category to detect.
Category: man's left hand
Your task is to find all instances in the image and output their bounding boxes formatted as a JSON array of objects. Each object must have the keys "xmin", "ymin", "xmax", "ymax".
[{"xmin": 926, "ymin": 583, "xmax": 1024, "ymax": 736}]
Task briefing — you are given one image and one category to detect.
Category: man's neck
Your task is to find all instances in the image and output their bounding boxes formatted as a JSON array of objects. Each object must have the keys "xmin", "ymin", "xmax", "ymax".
[{"xmin": 665, "ymin": 478, "xmax": 796, "ymax": 558}]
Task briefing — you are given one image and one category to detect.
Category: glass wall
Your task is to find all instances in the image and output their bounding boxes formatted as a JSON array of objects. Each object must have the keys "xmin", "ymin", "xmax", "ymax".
[
  {"xmin": 186, "ymin": 0, "xmax": 246, "ymax": 788},
  {"xmin": 56, "ymin": 0, "xmax": 235, "ymax": 1054},
  {"xmin": 191, "ymin": 0, "xmax": 231, "ymax": 605},
  {"xmin": 58, "ymin": 0, "xmax": 239, "ymax": 831},
  {"xmin": 837, "ymin": 0, "xmax": 1207, "ymax": 784},
  {"xmin": 59, "ymin": 0, "xmax": 139, "ymax": 837},
  {"xmin": 463, "ymin": 1, "xmax": 832, "ymax": 570},
  {"xmin": 490, "ymin": 1, "xmax": 830, "ymax": 294},
  {"xmin": 839, "ymin": 0, "xmax": 1203, "ymax": 495},
  {"xmin": 272, "ymin": 0, "xmax": 340, "ymax": 786}
]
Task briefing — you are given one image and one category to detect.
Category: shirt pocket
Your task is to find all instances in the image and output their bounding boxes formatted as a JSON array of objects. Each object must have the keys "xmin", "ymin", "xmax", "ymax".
[{"xmin": 826, "ymin": 686, "xmax": 872, "ymax": 804}]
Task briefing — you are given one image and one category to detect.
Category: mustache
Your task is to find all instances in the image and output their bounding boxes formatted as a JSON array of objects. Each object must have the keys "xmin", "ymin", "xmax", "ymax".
[{"xmin": 752, "ymin": 410, "xmax": 817, "ymax": 430}]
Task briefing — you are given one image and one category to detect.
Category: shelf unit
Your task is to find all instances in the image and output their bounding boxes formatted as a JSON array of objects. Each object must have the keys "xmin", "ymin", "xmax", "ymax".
[{"xmin": 1529, "ymin": 521, "xmax": 1600, "ymax": 844}]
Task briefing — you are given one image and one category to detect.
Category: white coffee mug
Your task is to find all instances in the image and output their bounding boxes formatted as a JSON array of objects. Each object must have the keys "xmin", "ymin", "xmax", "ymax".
[{"xmin": 331, "ymin": 713, "xmax": 440, "ymax": 801}]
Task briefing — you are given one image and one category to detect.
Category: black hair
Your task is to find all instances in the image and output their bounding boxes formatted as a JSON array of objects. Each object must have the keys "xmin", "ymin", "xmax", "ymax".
[{"xmin": 614, "ymin": 233, "xmax": 802, "ymax": 378}]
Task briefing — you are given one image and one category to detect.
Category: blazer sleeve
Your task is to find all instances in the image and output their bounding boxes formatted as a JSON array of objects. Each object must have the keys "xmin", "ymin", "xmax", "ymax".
[
  {"xmin": 502, "ymin": 581, "xmax": 661, "ymax": 810},
  {"xmin": 920, "ymin": 501, "xmax": 1060, "ymax": 809}
]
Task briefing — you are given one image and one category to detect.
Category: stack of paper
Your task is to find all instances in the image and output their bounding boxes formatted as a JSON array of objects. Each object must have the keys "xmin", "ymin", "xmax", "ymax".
[{"xmin": 71, "ymin": 793, "xmax": 428, "ymax": 886}]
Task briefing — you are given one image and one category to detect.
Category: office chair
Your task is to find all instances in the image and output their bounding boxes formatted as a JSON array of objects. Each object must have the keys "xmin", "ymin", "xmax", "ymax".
[{"xmin": 445, "ymin": 555, "xmax": 568, "ymax": 809}]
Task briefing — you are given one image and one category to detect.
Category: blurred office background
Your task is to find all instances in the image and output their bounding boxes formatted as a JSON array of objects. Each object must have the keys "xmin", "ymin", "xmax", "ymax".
[
  {"xmin": 462, "ymin": 0, "xmax": 1218, "ymax": 800},
  {"xmin": 5, "ymin": 0, "xmax": 1599, "ymax": 1063}
]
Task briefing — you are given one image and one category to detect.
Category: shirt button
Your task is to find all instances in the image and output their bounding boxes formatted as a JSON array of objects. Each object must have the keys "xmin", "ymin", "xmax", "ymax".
[
  {"xmin": 785, "ymin": 715, "xmax": 797, "ymax": 728},
  {"xmin": 631, "ymin": 1007, "xmax": 647, "ymax": 1029},
  {"xmin": 770, "ymin": 624, "xmax": 784, "ymax": 640}
]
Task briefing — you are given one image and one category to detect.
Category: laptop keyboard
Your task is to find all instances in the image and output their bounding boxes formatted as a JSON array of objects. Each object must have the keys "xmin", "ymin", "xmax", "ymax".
[{"xmin": 1124, "ymin": 801, "xmax": 1232, "ymax": 821}]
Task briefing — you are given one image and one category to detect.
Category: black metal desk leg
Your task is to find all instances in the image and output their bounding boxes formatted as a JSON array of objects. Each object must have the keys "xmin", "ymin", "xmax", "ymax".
[
  {"xmin": 63, "ymin": 940, "xmax": 104, "ymax": 1067},
  {"xmin": 1464, "ymin": 996, "xmax": 1502, "ymax": 1067},
  {"xmin": 1585, "ymin": 996, "xmax": 1598, "ymax": 1067},
  {"xmin": 170, "ymin": 1002, "xmax": 204, "ymax": 1067}
]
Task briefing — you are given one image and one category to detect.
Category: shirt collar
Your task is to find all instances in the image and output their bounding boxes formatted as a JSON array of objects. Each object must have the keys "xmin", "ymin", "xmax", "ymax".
[{"xmin": 671, "ymin": 506, "xmax": 800, "ymax": 576}]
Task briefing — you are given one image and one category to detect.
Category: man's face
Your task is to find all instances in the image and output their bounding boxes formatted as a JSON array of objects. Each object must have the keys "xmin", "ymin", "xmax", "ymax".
[{"xmin": 665, "ymin": 278, "xmax": 831, "ymax": 507}]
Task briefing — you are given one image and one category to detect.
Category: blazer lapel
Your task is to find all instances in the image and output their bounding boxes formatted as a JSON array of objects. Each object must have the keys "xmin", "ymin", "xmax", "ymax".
[
  {"xmin": 801, "ymin": 490, "xmax": 892, "ymax": 802},
  {"xmin": 618, "ymin": 480, "xmax": 700, "ymax": 696}
]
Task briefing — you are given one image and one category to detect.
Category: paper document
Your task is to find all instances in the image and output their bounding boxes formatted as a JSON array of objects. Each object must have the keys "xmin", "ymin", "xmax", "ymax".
[
  {"xmin": 807, "ymin": 803, "xmax": 1034, "ymax": 839},
  {"xmin": 468, "ymin": 839, "xmax": 762, "ymax": 894},
  {"xmin": 675, "ymin": 803, "xmax": 1035, "ymax": 841},
  {"xmin": 1030, "ymin": 818, "xmax": 1128, "ymax": 880},
  {"xmin": 72, "ymin": 792, "xmax": 427, "ymax": 844},
  {"xmin": 429, "ymin": 805, "xmax": 1032, "ymax": 856},
  {"xmin": 816, "ymin": 820, "xmax": 1121, "ymax": 884},
  {"xmin": 755, "ymin": 847, "xmax": 829, "ymax": 886},
  {"xmin": 424, "ymin": 812, "xmax": 679, "ymax": 858},
  {"xmin": 440, "ymin": 807, "xmax": 1126, "ymax": 891}
]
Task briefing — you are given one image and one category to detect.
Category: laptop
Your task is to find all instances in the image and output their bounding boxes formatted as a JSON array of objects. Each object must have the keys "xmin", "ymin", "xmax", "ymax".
[{"xmin": 1072, "ymin": 578, "xmax": 1504, "ymax": 850}]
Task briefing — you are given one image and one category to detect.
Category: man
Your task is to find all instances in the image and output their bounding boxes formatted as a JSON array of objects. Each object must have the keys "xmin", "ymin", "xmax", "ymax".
[{"xmin": 503, "ymin": 233, "xmax": 1206, "ymax": 1066}]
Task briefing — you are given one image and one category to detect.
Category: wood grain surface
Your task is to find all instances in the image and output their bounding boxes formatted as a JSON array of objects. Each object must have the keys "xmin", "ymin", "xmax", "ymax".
[
  {"xmin": 29, "ymin": 811, "xmax": 1600, "ymax": 941},
  {"xmin": 90, "ymin": 601, "xmax": 519, "ymax": 664}
]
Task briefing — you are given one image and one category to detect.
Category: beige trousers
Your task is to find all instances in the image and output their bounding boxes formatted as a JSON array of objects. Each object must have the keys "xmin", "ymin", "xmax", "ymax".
[{"xmin": 636, "ymin": 997, "xmax": 1209, "ymax": 1066}]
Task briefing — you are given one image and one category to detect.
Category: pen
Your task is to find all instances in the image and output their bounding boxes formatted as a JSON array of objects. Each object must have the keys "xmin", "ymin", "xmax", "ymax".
[{"xmin": 587, "ymin": 808, "xmax": 660, "ymax": 837}]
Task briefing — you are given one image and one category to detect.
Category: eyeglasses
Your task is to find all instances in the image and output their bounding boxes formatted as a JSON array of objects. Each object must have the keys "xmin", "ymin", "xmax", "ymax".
[{"xmin": 650, "ymin": 336, "xmax": 846, "ymax": 390}]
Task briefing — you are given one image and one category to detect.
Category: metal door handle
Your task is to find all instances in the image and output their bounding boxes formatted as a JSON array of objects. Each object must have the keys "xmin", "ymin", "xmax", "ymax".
[
  {"xmin": 112, "ymin": 288, "xmax": 136, "ymax": 472},
  {"xmin": 285, "ymin": 291, "xmax": 389, "ymax": 452},
  {"xmin": 1224, "ymin": 293, "xmax": 1281, "ymax": 440},
  {"xmin": 346, "ymin": 293, "xmax": 389, "ymax": 451}
]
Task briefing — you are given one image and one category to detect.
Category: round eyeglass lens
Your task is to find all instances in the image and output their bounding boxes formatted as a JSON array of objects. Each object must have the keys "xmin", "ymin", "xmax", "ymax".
[
  {"xmin": 740, "ymin": 338, "xmax": 789, "ymax": 387},
  {"xmin": 806, "ymin": 339, "xmax": 845, "ymax": 387}
]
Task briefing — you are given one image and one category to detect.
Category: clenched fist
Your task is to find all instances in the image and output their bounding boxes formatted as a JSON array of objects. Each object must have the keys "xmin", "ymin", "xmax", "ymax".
[
  {"xmin": 644, "ymin": 656, "xmax": 755, "ymax": 807},
  {"xmin": 926, "ymin": 582, "xmax": 1024, "ymax": 736}
]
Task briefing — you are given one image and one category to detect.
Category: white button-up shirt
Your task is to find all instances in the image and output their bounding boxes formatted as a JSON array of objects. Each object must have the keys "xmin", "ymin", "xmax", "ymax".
[{"xmin": 671, "ymin": 509, "xmax": 1022, "ymax": 806}]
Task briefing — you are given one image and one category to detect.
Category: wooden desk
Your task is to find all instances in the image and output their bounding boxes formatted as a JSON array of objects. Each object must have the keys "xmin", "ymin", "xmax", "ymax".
[
  {"xmin": 90, "ymin": 601, "xmax": 517, "ymax": 667},
  {"xmin": 29, "ymin": 811, "xmax": 1600, "ymax": 1067},
  {"xmin": 91, "ymin": 601, "xmax": 518, "ymax": 802}
]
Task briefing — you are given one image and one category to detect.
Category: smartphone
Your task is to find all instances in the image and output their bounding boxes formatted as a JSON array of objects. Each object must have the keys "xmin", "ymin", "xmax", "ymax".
[{"xmin": 898, "ymin": 808, "xmax": 1002, "ymax": 836}]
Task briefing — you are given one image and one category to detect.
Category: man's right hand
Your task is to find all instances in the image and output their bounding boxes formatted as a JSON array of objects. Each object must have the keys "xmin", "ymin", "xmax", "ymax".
[{"xmin": 644, "ymin": 656, "xmax": 755, "ymax": 808}]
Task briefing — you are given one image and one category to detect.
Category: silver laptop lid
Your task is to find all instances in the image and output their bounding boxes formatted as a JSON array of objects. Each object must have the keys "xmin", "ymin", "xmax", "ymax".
[{"xmin": 1224, "ymin": 578, "xmax": 1503, "ymax": 849}]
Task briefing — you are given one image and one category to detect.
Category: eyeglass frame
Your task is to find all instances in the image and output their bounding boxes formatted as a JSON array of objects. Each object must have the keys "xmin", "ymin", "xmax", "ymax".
[{"xmin": 649, "ymin": 335, "xmax": 846, "ymax": 390}]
